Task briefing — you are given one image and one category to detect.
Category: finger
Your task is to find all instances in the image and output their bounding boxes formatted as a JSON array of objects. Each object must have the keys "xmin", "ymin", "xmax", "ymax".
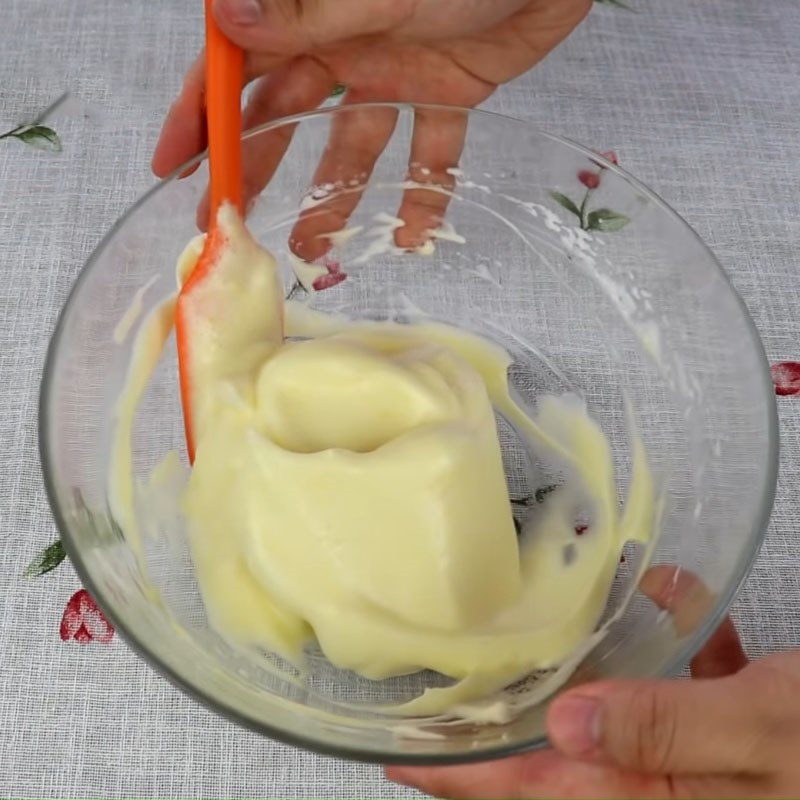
[
  {"xmin": 195, "ymin": 56, "xmax": 334, "ymax": 229},
  {"xmin": 387, "ymin": 755, "xmax": 535, "ymax": 800},
  {"xmin": 387, "ymin": 749, "xmax": 677, "ymax": 800},
  {"xmin": 152, "ymin": 50, "xmax": 289, "ymax": 181},
  {"xmin": 547, "ymin": 672, "xmax": 773, "ymax": 775},
  {"xmin": 152, "ymin": 55, "xmax": 207, "ymax": 178},
  {"xmin": 213, "ymin": 0, "xmax": 416, "ymax": 56},
  {"xmin": 394, "ymin": 107, "xmax": 467, "ymax": 250},
  {"xmin": 288, "ymin": 96, "xmax": 398, "ymax": 262},
  {"xmin": 690, "ymin": 617, "xmax": 747, "ymax": 679},
  {"xmin": 640, "ymin": 565, "xmax": 747, "ymax": 678}
]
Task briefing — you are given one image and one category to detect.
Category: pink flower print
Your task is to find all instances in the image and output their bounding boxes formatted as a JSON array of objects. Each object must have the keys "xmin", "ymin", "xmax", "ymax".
[
  {"xmin": 578, "ymin": 170, "xmax": 601, "ymax": 190},
  {"xmin": 59, "ymin": 589, "xmax": 115, "ymax": 644}
]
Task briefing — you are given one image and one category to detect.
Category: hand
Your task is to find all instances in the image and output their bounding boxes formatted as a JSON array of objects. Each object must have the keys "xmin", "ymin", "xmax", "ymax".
[
  {"xmin": 387, "ymin": 567, "xmax": 800, "ymax": 799},
  {"xmin": 152, "ymin": 0, "xmax": 591, "ymax": 254}
]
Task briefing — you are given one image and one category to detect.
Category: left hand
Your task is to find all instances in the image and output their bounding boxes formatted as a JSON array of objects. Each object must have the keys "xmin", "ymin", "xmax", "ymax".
[
  {"xmin": 387, "ymin": 567, "xmax": 800, "ymax": 799},
  {"xmin": 152, "ymin": 0, "xmax": 591, "ymax": 252}
]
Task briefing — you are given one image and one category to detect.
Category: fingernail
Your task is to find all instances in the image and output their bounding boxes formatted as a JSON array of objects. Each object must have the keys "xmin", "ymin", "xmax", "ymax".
[
  {"xmin": 549, "ymin": 695, "xmax": 601, "ymax": 755},
  {"xmin": 218, "ymin": 0, "xmax": 261, "ymax": 25},
  {"xmin": 179, "ymin": 162, "xmax": 200, "ymax": 179}
]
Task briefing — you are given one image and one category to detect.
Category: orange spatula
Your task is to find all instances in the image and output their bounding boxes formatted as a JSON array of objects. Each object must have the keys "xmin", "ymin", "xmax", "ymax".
[{"xmin": 175, "ymin": 0, "xmax": 244, "ymax": 461}]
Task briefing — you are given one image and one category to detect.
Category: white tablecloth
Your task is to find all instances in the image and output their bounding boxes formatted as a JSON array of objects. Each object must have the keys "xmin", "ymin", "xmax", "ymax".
[{"xmin": 1, "ymin": 0, "xmax": 798, "ymax": 796}]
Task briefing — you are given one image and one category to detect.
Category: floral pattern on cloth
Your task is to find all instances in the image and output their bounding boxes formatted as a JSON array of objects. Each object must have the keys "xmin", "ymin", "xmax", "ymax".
[
  {"xmin": 772, "ymin": 362, "xmax": 800, "ymax": 396},
  {"xmin": 0, "ymin": 123, "xmax": 61, "ymax": 151},
  {"xmin": 25, "ymin": 540, "xmax": 115, "ymax": 645},
  {"xmin": 1, "ymin": 93, "xmax": 65, "ymax": 152},
  {"xmin": 10, "ymin": 97, "xmax": 116, "ymax": 645},
  {"xmin": 550, "ymin": 150, "xmax": 631, "ymax": 232}
]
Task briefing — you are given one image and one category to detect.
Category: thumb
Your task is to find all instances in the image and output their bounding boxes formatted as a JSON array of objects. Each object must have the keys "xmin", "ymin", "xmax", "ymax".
[
  {"xmin": 212, "ymin": 0, "xmax": 411, "ymax": 54},
  {"xmin": 547, "ymin": 672, "xmax": 771, "ymax": 775}
]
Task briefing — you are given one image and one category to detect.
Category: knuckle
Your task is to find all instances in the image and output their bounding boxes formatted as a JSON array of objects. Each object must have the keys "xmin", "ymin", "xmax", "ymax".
[
  {"xmin": 743, "ymin": 663, "xmax": 800, "ymax": 770},
  {"xmin": 619, "ymin": 687, "xmax": 679, "ymax": 772},
  {"xmin": 272, "ymin": 0, "xmax": 306, "ymax": 23}
]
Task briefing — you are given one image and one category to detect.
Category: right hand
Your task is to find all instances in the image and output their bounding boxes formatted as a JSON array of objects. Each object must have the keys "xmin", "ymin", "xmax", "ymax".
[
  {"xmin": 388, "ymin": 567, "xmax": 800, "ymax": 799},
  {"xmin": 152, "ymin": 0, "xmax": 591, "ymax": 254}
]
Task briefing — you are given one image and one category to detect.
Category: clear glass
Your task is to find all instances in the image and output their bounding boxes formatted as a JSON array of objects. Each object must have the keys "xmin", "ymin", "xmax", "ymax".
[{"xmin": 40, "ymin": 104, "xmax": 777, "ymax": 764}]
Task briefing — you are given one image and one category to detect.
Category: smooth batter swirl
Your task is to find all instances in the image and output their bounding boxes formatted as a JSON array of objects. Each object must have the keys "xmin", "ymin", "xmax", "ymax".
[{"xmin": 112, "ymin": 205, "xmax": 655, "ymax": 714}]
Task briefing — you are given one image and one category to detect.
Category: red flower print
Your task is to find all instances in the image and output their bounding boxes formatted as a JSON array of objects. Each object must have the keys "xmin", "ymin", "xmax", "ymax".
[
  {"xmin": 59, "ymin": 589, "xmax": 115, "ymax": 644},
  {"xmin": 575, "ymin": 524, "xmax": 589, "ymax": 536},
  {"xmin": 312, "ymin": 259, "xmax": 347, "ymax": 291},
  {"xmin": 771, "ymin": 361, "xmax": 800, "ymax": 396}
]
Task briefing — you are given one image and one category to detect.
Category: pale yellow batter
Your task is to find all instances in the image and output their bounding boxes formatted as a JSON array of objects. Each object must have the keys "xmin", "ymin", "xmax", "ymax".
[{"xmin": 111, "ymin": 204, "xmax": 655, "ymax": 714}]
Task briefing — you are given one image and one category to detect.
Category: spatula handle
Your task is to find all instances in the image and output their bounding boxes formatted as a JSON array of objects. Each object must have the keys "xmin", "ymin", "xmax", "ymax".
[{"xmin": 205, "ymin": 0, "xmax": 244, "ymax": 223}]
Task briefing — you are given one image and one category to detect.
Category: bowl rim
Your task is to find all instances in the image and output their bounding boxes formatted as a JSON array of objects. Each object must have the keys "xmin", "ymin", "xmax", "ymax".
[{"xmin": 39, "ymin": 100, "xmax": 779, "ymax": 765}]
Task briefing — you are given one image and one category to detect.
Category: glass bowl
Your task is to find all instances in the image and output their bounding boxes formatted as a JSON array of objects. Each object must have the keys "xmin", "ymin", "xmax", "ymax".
[{"xmin": 40, "ymin": 103, "xmax": 777, "ymax": 764}]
